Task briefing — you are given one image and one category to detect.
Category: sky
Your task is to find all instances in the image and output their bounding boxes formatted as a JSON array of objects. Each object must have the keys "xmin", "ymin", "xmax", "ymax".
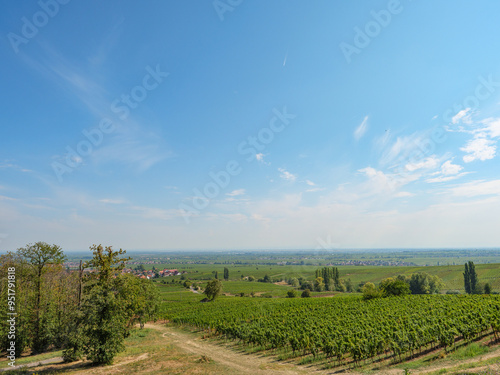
[{"xmin": 2, "ymin": 0, "xmax": 500, "ymax": 252}]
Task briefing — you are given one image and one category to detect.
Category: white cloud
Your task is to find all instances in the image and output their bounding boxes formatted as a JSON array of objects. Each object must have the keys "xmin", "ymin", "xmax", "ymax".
[
  {"xmin": 227, "ymin": 189, "xmax": 246, "ymax": 197},
  {"xmin": 99, "ymin": 198, "xmax": 125, "ymax": 204},
  {"xmin": 278, "ymin": 168, "xmax": 297, "ymax": 182},
  {"xmin": 256, "ymin": 153, "xmax": 264, "ymax": 162},
  {"xmin": 354, "ymin": 116, "xmax": 369, "ymax": 140},
  {"xmin": 461, "ymin": 137, "xmax": 496, "ymax": 162},
  {"xmin": 306, "ymin": 180, "xmax": 315, "ymax": 186},
  {"xmin": 426, "ymin": 160, "xmax": 468, "ymax": 183},
  {"xmin": 426, "ymin": 174, "xmax": 468, "ymax": 183},
  {"xmin": 405, "ymin": 156, "xmax": 439, "ymax": 172},
  {"xmin": 449, "ymin": 180, "xmax": 500, "ymax": 197},
  {"xmin": 452, "ymin": 108, "xmax": 472, "ymax": 124},
  {"xmin": 482, "ymin": 117, "xmax": 500, "ymax": 138},
  {"xmin": 395, "ymin": 191, "xmax": 415, "ymax": 198},
  {"xmin": 440, "ymin": 160, "xmax": 463, "ymax": 175}
]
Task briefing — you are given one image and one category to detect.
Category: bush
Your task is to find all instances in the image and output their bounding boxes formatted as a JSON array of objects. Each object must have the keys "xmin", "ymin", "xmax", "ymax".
[
  {"xmin": 287, "ymin": 289, "xmax": 297, "ymax": 298},
  {"xmin": 301, "ymin": 289, "xmax": 311, "ymax": 298},
  {"xmin": 362, "ymin": 282, "xmax": 382, "ymax": 300}
]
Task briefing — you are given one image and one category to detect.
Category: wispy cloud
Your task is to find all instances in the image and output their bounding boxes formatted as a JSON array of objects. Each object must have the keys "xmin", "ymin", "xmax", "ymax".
[
  {"xmin": 426, "ymin": 159, "xmax": 469, "ymax": 183},
  {"xmin": 227, "ymin": 189, "xmax": 246, "ymax": 197},
  {"xmin": 452, "ymin": 108, "xmax": 472, "ymax": 124},
  {"xmin": 99, "ymin": 198, "xmax": 125, "ymax": 204},
  {"xmin": 449, "ymin": 180, "xmax": 500, "ymax": 197},
  {"xmin": 278, "ymin": 168, "xmax": 297, "ymax": 182},
  {"xmin": 354, "ymin": 116, "xmax": 369, "ymax": 141}
]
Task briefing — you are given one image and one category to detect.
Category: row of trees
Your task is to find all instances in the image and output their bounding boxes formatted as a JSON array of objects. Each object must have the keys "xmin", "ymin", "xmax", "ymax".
[
  {"xmin": 362, "ymin": 272, "xmax": 444, "ymax": 300},
  {"xmin": 0, "ymin": 242, "xmax": 160, "ymax": 365}
]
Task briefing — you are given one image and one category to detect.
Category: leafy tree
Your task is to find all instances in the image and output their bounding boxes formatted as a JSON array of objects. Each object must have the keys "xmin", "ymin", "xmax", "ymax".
[
  {"xmin": 214, "ymin": 271, "xmax": 219, "ymax": 280},
  {"xmin": 362, "ymin": 282, "xmax": 381, "ymax": 300},
  {"xmin": 183, "ymin": 280, "xmax": 192, "ymax": 289},
  {"xmin": 464, "ymin": 261, "xmax": 479, "ymax": 294},
  {"xmin": 301, "ymin": 289, "xmax": 311, "ymax": 298},
  {"xmin": 345, "ymin": 278, "xmax": 353, "ymax": 293},
  {"xmin": 71, "ymin": 245, "xmax": 131, "ymax": 365},
  {"xmin": 204, "ymin": 279, "xmax": 222, "ymax": 301},
  {"xmin": 464, "ymin": 262, "xmax": 471, "ymax": 294},
  {"xmin": 247, "ymin": 275, "xmax": 255, "ymax": 282},
  {"xmin": 120, "ymin": 275, "xmax": 160, "ymax": 329},
  {"xmin": 262, "ymin": 274, "xmax": 271, "ymax": 283},
  {"xmin": 17, "ymin": 242, "xmax": 66, "ymax": 353},
  {"xmin": 379, "ymin": 278, "xmax": 410, "ymax": 297},
  {"xmin": 314, "ymin": 277, "xmax": 324, "ymax": 292},
  {"xmin": 223, "ymin": 267, "xmax": 229, "ymax": 281},
  {"xmin": 289, "ymin": 277, "xmax": 299, "ymax": 288},
  {"xmin": 287, "ymin": 289, "xmax": 297, "ymax": 298},
  {"xmin": 484, "ymin": 283, "xmax": 492, "ymax": 294}
]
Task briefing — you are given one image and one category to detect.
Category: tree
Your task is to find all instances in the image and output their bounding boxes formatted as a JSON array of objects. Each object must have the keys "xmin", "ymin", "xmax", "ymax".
[
  {"xmin": 71, "ymin": 244, "xmax": 131, "ymax": 365},
  {"xmin": 362, "ymin": 282, "xmax": 381, "ymax": 300},
  {"xmin": 464, "ymin": 261, "xmax": 479, "ymax": 294},
  {"xmin": 379, "ymin": 278, "xmax": 410, "ymax": 297},
  {"xmin": 287, "ymin": 289, "xmax": 297, "ymax": 298},
  {"xmin": 17, "ymin": 242, "xmax": 66, "ymax": 353},
  {"xmin": 214, "ymin": 271, "xmax": 219, "ymax": 280},
  {"xmin": 120, "ymin": 275, "xmax": 160, "ymax": 329},
  {"xmin": 314, "ymin": 277, "xmax": 324, "ymax": 292},
  {"xmin": 484, "ymin": 283, "xmax": 492, "ymax": 294},
  {"xmin": 464, "ymin": 262, "xmax": 471, "ymax": 294},
  {"xmin": 301, "ymin": 289, "xmax": 311, "ymax": 298},
  {"xmin": 223, "ymin": 267, "xmax": 229, "ymax": 281},
  {"xmin": 247, "ymin": 275, "xmax": 255, "ymax": 282},
  {"xmin": 204, "ymin": 279, "xmax": 222, "ymax": 301}
]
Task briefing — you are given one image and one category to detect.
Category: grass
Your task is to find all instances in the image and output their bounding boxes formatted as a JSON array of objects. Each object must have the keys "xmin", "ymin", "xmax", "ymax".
[{"xmin": 449, "ymin": 343, "xmax": 490, "ymax": 360}]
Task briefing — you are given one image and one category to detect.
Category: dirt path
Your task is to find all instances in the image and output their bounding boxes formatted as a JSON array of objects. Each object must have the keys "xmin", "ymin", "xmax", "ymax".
[
  {"xmin": 145, "ymin": 323, "xmax": 321, "ymax": 375},
  {"xmin": 148, "ymin": 323, "xmax": 500, "ymax": 375},
  {"xmin": 0, "ymin": 356, "xmax": 64, "ymax": 372}
]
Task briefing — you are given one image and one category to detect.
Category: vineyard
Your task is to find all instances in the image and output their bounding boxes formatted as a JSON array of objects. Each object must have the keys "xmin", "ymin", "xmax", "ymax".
[{"xmin": 163, "ymin": 295, "xmax": 500, "ymax": 369}]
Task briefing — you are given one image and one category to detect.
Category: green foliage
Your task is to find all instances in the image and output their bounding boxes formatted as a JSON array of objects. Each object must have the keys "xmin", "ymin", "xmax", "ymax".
[
  {"xmin": 289, "ymin": 277, "xmax": 299, "ymax": 288},
  {"xmin": 484, "ymin": 282, "xmax": 492, "ymax": 294},
  {"xmin": 362, "ymin": 282, "xmax": 382, "ymax": 300},
  {"xmin": 379, "ymin": 277, "xmax": 410, "ymax": 297},
  {"xmin": 315, "ymin": 266, "xmax": 340, "ymax": 291},
  {"xmin": 247, "ymin": 275, "xmax": 255, "ymax": 282},
  {"xmin": 75, "ymin": 244, "xmax": 133, "ymax": 364},
  {"xmin": 464, "ymin": 261, "xmax": 479, "ymax": 294},
  {"xmin": 204, "ymin": 279, "xmax": 223, "ymax": 300},
  {"xmin": 223, "ymin": 267, "xmax": 229, "ymax": 281},
  {"xmin": 16, "ymin": 242, "xmax": 67, "ymax": 353},
  {"xmin": 408, "ymin": 272, "xmax": 443, "ymax": 294},
  {"xmin": 301, "ymin": 289, "xmax": 311, "ymax": 298},
  {"xmin": 314, "ymin": 277, "xmax": 324, "ymax": 292},
  {"xmin": 287, "ymin": 289, "xmax": 297, "ymax": 298},
  {"xmin": 163, "ymin": 293, "xmax": 500, "ymax": 369}
]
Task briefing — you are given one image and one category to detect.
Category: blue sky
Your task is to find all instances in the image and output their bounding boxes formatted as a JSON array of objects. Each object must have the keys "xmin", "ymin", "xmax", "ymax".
[{"xmin": 2, "ymin": 0, "xmax": 500, "ymax": 251}]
